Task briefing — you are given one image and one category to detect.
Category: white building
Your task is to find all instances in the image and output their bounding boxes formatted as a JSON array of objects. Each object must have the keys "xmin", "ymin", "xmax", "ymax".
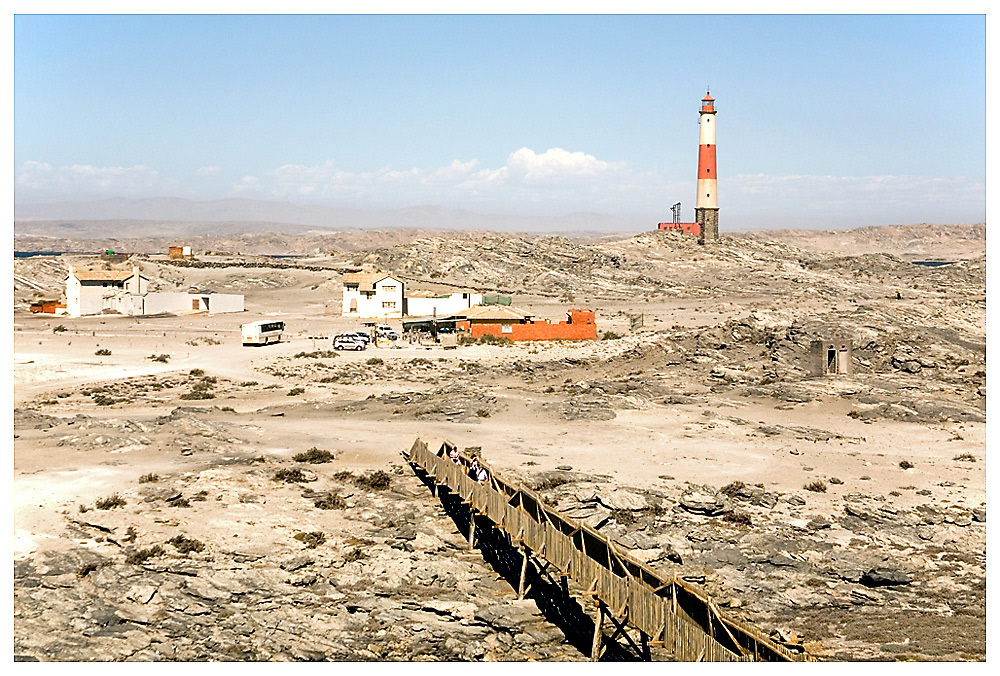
[
  {"xmin": 65, "ymin": 262, "xmax": 244, "ymax": 317},
  {"xmin": 405, "ymin": 290, "xmax": 484, "ymax": 317},
  {"xmin": 342, "ymin": 272, "xmax": 405, "ymax": 318},
  {"xmin": 66, "ymin": 264, "xmax": 149, "ymax": 317}
]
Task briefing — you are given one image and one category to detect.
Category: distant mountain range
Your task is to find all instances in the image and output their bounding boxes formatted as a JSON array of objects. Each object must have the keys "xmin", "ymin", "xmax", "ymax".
[{"xmin": 14, "ymin": 197, "xmax": 649, "ymax": 237}]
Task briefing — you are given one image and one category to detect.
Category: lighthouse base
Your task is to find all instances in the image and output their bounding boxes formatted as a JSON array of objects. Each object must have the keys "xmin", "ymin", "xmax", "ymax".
[{"xmin": 696, "ymin": 208, "xmax": 719, "ymax": 244}]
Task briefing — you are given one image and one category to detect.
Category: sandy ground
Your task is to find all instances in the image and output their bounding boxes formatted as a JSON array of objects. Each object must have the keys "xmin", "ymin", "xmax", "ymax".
[
  {"xmin": 15, "ymin": 301, "xmax": 985, "ymax": 538},
  {"xmin": 12, "ymin": 244, "xmax": 987, "ymax": 661}
]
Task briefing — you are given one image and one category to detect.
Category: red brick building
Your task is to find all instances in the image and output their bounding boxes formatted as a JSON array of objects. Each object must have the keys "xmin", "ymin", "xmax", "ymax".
[
  {"xmin": 658, "ymin": 222, "xmax": 701, "ymax": 235},
  {"xmin": 456, "ymin": 306, "xmax": 597, "ymax": 341},
  {"xmin": 29, "ymin": 300, "xmax": 66, "ymax": 314}
]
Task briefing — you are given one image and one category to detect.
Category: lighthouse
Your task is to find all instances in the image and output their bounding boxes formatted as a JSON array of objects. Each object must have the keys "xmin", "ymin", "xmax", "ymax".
[{"xmin": 695, "ymin": 91, "xmax": 719, "ymax": 243}]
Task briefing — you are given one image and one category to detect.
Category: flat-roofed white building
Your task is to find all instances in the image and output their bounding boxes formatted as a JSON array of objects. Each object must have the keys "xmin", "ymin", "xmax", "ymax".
[
  {"xmin": 405, "ymin": 290, "xmax": 484, "ymax": 317},
  {"xmin": 342, "ymin": 271, "xmax": 405, "ymax": 318},
  {"xmin": 65, "ymin": 261, "xmax": 244, "ymax": 317}
]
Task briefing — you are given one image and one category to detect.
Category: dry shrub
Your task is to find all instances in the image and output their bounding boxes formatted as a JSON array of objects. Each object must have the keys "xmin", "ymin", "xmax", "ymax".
[
  {"xmin": 533, "ymin": 476, "xmax": 571, "ymax": 492},
  {"xmin": 167, "ymin": 534, "xmax": 206, "ymax": 555},
  {"xmin": 344, "ymin": 547, "xmax": 366, "ymax": 562},
  {"xmin": 125, "ymin": 545, "xmax": 165, "ymax": 565},
  {"xmin": 720, "ymin": 481, "xmax": 746, "ymax": 498},
  {"xmin": 804, "ymin": 481, "xmax": 827, "ymax": 493},
  {"xmin": 295, "ymin": 351, "xmax": 339, "ymax": 359},
  {"xmin": 293, "ymin": 447, "xmax": 335, "ymax": 464},
  {"xmin": 273, "ymin": 468, "xmax": 308, "ymax": 483},
  {"xmin": 354, "ymin": 470, "xmax": 391, "ymax": 490},
  {"xmin": 314, "ymin": 492, "xmax": 347, "ymax": 510},
  {"xmin": 95, "ymin": 493, "xmax": 126, "ymax": 510},
  {"xmin": 294, "ymin": 531, "xmax": 326, "ymax": 548}
]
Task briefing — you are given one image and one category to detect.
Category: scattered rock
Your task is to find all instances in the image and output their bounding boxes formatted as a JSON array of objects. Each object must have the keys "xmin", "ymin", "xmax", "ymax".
[
  {"xmin": 679, "ymin": 485, "xmax": 726, "ymax": 515},
  {"xmin": 860, "ymin": 568, "xmax": 911, "ymax": 587}
]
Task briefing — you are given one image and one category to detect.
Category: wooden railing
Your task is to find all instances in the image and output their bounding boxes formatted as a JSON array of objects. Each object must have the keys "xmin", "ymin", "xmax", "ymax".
[{"xmin": 405, "ymin": 438, "xmax": 812, "ymax": 662}]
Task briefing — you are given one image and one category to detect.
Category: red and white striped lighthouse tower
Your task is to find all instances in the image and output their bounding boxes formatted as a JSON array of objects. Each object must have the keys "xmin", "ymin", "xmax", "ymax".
[{"xmin": 695, "ymin": 91, "xmax": 719, "ymax": 243}]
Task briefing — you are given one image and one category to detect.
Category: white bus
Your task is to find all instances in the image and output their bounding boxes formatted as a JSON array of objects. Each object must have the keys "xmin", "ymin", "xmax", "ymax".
[{"xmin": 241, "ymin": 320, "xmax": 285, "ymax": 346}]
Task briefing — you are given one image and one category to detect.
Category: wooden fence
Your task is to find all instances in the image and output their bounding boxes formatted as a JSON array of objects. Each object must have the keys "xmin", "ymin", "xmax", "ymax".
[{"xmin": 405, "ymin": 438, "xmax": 812, "ymax": 662}]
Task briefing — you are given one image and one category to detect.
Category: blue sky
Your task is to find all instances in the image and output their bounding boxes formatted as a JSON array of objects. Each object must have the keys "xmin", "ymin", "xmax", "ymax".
[{"xmin": 13, "ymin": 12, "xmax": 987, "ymax": 230}]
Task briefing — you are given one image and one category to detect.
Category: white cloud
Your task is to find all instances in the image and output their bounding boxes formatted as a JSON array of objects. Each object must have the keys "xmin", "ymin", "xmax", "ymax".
[
  {"xmin": 455, "ymin": 166, "xmax": 509, "ymax": 192},
  {"xmin": 424, "ymin": 159, "xmax": 479, "ymax": 184},
  {"xmin": 506, "ymin": 147, "xmax": 623, "ymax": 181},
  {"xmin": 15, "ymin": 161, "xmax": 177, "ymax": 200},
  {"xmin": 195, "ymin": 165, "xmax": 222, "ymax": 176},
  {"xmin": 228, "ymin": 148, "xmax": 631, "ymax": 206},
  {"xmin": 16, "ymin": 162, "xmax": 164, "ymax": 193}
]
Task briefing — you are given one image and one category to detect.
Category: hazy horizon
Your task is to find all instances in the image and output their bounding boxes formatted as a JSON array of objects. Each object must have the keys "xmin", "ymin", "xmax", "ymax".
[{"xmin": 15, "ymin": 14, "xmax": 986, "ymax": 230}]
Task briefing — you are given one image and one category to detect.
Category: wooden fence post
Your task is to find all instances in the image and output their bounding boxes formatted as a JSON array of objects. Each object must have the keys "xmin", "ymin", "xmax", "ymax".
[
  {"xmin": 591, "ymin": 601, "xmax": 605, "ymax": 661},
  {"xmin": 518, "ymin": 547, "xmax": 529, "ymax": 599}
]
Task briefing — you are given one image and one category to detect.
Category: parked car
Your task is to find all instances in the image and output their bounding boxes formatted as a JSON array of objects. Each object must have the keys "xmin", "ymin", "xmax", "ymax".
[
  {"xmin": 375, "ymin": 325, "xmax": 399, "ymax": 341},
  {"xmin": 333, "ymin": 335, "xmax": 365, "ymax": 351},
  {"xmin": 349, "ymin": 331, "xmax": 371, "ymax": 344}
]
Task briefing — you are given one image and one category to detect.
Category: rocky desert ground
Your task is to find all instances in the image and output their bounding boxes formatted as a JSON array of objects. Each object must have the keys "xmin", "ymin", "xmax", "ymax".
[{"xmin": 12, "ymin": 224, "xmax": 986, "ymax": 661}]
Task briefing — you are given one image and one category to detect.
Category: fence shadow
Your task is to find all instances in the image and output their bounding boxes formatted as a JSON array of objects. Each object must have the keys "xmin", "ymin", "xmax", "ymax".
[{"xmin": 412, "ymin": 465, "xmax": 640, "ymax": 661}]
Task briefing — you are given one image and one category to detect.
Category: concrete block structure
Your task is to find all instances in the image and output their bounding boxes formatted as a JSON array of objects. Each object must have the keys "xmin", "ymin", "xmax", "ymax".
[
  {"xmin": 342, "ymin": 271, "xmax": 405, "ymax": 318},
  {"xmin": 141, "ymin": 292, "xmax": 245, "ymax": 316},
  {"xmin": 810, "ymin": 339, "xmax": 853, "ymax": 376}
]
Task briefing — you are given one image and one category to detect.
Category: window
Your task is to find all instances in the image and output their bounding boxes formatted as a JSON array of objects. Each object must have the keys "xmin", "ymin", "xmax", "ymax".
[
  {"xmin": 501, "ymin": 324, "xmax": 513, "ymax": 334},
  {"xmin": 382, "ymin": 301, "xmax": 396, "ymax": 309},
  {"xmin": 382, "ymin": 285, "xmax": 396, "ymax": 292}
]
